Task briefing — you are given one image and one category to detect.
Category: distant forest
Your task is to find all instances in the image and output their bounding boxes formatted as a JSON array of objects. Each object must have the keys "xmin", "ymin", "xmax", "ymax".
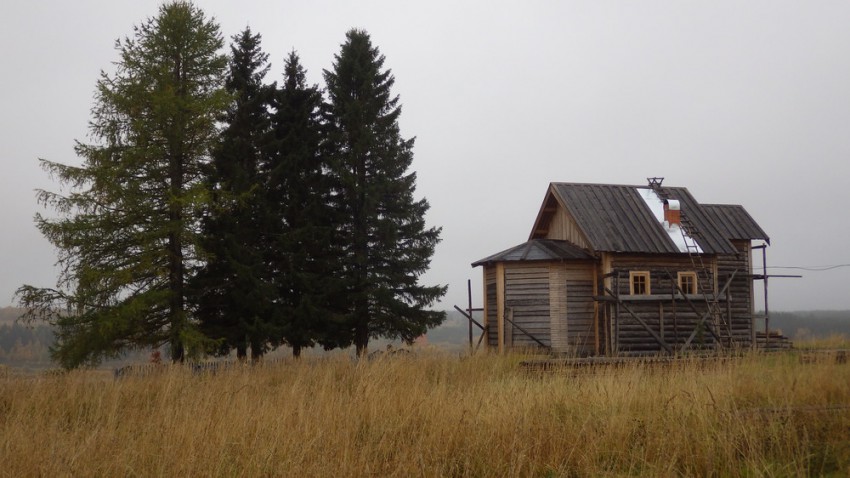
[
  {"xmin": 770, "ymin": 310, "xmax": 850, "ymax": 340},
  {"xmin": 0, "ymin": 308, "xmax": 53, "ymax": 365},
  {"xmin": 2, "ymin": 307, "xmax": 849, "ymax": 366}
]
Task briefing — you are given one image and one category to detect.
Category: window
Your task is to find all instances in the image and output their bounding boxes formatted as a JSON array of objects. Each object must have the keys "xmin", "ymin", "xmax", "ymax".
[
  {"xmin": 629, "ymin": 271, "xmax": 651, "ymax": 295},
  {"xmin": 678, "ymin": 272, "xmax": 698, "ymax": 295}
]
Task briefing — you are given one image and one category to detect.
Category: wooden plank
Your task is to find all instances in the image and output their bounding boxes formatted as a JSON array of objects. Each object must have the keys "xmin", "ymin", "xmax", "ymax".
[
  {"xmin": 496, "ymin": 263, "xmax": 505, "ymax": 354},
  {"xmin": 505, "ymin": 298, "xmax": 549, "ymax": 307},
  {"xmin": 505, "ymin": 269, "xmax": 549, "ymax": 277},
  {"xmin": 481, "ymin": 267, "xmax": 488, "ymax": 344}
]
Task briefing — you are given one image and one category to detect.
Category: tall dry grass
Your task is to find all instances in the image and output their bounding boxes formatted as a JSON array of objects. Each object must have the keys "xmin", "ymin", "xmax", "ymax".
[
  {"xmin": 1, "ymin": 351, "xmax": 849, "ymax": 477},
  {"xmin": 793, "ymin": 334, "xmax": 850, "ymax": 350}
]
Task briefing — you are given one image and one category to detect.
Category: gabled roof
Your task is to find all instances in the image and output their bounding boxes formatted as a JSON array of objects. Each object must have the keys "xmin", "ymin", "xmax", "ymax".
[
  {"xmin": 701, "ymin": 204, "xmax": 770, "ymax": 244},
  {"xmin": 529, "ymin": 182, "xmax": 756, "ymax": 255},
  {"xmin": 472, "ymin": 239, "xmax": 594, "ymax": 267}
]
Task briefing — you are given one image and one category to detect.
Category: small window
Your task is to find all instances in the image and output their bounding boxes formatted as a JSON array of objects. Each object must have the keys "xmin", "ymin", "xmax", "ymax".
[
  {"xmin": 629, "ymin": 271, "xmax": 651, "ymax": 295},
  {"xmin": 678, "ymin": 272, "xmax": 698, "ymax": 295}
]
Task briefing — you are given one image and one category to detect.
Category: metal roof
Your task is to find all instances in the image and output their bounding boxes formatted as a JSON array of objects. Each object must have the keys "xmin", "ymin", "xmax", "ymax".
[
  {"xmin": 701, "ymin": 204, "xmax": 770, "ymax": 244},
  {"xmin": 472, "ymin": 239, "xmax": 594, "ymax": 267},
  {"xmin": 545, "ymin": 183, "xmax": 741, "ymax": 255}
]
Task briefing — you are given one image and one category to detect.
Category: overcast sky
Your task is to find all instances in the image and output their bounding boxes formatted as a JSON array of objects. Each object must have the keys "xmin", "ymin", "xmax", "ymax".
[{"xmin": 2, "ymin": 1, "xmax": 849, "ymax": 312}]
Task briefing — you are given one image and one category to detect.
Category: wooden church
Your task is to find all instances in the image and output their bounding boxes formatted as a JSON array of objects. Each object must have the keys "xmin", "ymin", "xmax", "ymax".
[{"xmin": 472, "ymin": 178, "xmax": 778, "ymax": 356}]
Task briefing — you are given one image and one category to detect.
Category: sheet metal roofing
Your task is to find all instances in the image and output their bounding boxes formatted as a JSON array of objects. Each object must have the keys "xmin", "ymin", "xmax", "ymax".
[
  {"xmin": 472, "ymin": 239, "xmax": 594, "ymax": 267},
  {"xmin": 541, "ymin": 183, "xmax": 748, "ymax": 255},
  {"xmin": 701, "ymin": 204, "xmax": 770, "ymax": 244}
]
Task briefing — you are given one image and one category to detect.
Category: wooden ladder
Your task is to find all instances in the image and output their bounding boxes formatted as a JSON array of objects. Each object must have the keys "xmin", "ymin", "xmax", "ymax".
[
  {"xmin": 650, "ymin": 182, "xmax": 731, "ymax": 349},
  {"xmin": 678, "ymin": 217, "xmax": 732, "ymax": 348}
]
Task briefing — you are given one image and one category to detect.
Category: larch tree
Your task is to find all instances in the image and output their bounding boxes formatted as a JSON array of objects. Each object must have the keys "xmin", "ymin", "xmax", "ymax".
[
  {"xmin": 323, "ymin": 29, "xmax": 447, "ymax": 356},
  {"xmin": 16, "ymin": 2, "xmax": 228, "ymax": 368},
  {"xmin": 191, "ymin": 27, "xmax": 275, "ymax": 361}
]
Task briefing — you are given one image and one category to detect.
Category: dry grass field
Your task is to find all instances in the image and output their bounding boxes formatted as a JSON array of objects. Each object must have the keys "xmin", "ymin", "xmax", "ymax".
[{"xmin": 2, "ymin": 351, "xmax": 850, "ymax": 477}]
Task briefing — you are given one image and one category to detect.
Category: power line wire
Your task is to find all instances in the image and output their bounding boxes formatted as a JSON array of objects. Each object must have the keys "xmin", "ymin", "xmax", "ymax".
[{"xmin": 753, "ymin": 264, "xmax": 850, "ymax": 272}]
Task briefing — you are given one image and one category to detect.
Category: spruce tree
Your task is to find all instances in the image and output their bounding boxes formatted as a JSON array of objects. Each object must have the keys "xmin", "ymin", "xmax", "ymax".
[
  {"xmin": 191, "ymin": 27, "xmax": 274, "ymax": 361},
  {"xmin": 323, "ymin": 29, "xmax": 447, "ymax": 356},
  {"xmin": 15, "ymin": 2, "xmax": 228, "ymax": 368},
  {"xmin": 264, "ymin": 52, "xmax": 338, "ymax": 357}
]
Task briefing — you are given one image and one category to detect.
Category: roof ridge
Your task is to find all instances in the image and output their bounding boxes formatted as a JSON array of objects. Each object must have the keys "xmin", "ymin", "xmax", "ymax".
[
  {"xmin": 550, "ymin": 181, "xmax": 645, "ymax": 188},
  {"xmin": 702, "ymin": 203, "xmax": 745, "ymax": 208}
]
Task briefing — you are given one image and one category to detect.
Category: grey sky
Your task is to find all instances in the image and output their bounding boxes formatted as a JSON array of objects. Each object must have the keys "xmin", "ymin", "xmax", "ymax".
[{"xmin": 2, "ymin": 1, "xmax": 849, "ymax": 312}]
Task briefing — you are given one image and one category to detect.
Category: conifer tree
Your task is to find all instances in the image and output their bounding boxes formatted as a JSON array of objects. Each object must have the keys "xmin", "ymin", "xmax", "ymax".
[
  {"xmin": 264, "ymin": 52, "xmax": 340, "ymax": 357},
  {"xmin": 323, "ymin": 29, "xmax": 446, "ymax": 356},
  {"xmin": 191, "ymin": 27, "xmax": 274, "ymax": 361},
  {"xmin": 16, "ymin": 2, "xmax": 228, "ymax": 368}
]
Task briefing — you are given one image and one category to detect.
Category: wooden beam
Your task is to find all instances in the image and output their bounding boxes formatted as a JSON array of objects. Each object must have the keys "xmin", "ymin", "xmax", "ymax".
[
  {"xmin": 503, "ymin": 307, "xmax": 551, "ymax": 350},
  {"xmin": 604, "ymin": 287, "xmax": 673, "ymax": 354},
  {"xmin": 453, "ymin": 305, "xmax": 484, "ymax": 330},
  {"xmin": 467, "ymin": 279, "xmax": 473, "ymax": 351},
  {"xmin": 496, "ymin": 262, "xmax": 505, "ymax": 354},
  {"xmin": 475, "ymin": 325, "xmax": 488, "ymax": 353},
  {"xmin": 674, "ymin": 271, "xmax": 739, "ymax": 352},
  {"xmin": 593, "ymin": 265, "xmax": 599, "ymax": 355},
  {"xmin": 482, "ymin": 267, "xmax": 489, "ymax": 351},
  {"xmin": 611, "ymin": 294, "xmax": 726, "ymax": 302}
]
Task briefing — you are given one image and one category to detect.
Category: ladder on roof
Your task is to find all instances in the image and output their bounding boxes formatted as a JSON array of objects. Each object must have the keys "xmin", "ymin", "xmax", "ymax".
[
  {"xmin": 648, "ymin": 180, "xmax": 732, "ymax": 349},
  {"xmin": 679, "ymin": 218, "xmax": 733, "ymax": 348}
]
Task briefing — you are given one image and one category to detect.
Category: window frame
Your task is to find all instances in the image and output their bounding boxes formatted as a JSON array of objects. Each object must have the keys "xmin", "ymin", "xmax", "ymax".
[
  {"xmin": 678, "ymin": 271, "xmax": 698, "ymax": 295},
  {"xmin": 629, "ymin": 271, "xmax": 651, "ymax": 295}
]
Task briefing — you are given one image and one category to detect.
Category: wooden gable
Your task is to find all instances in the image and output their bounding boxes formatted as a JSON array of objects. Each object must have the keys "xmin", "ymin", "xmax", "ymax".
[
  {"xmin": 528, "ymin": 184, "xmax": 592, "ymax": 251},
  {"xmin": 529, "ymin": 183, "xmax": 744, "ymax": 255}
]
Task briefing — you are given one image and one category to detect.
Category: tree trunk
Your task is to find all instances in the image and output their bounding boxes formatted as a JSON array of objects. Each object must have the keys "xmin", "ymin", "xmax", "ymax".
[
  {"xmin": 250, "ymin": 337, "xmax": 263, "ymax": 363},
  {"xmin": 352, "ymin": 154, "xmax": 370, "ymax": 358},
  {"xmin": 167, "ymin": 217, "xmax": 184, "ymax": 363},
  {"xmin": 168, "ymin": 156, "xmax": 185, "ymax": 363},
  {"xmin": 170, "ymin": 340, "xmax": 184, "ymax": 364},
  {"xmin": 168, "ymin": 54, "xmax": 186, "ymax": 364},
  {"xmin": 354, "ymin": 302, "xmax": 370, "ymax": 357}
]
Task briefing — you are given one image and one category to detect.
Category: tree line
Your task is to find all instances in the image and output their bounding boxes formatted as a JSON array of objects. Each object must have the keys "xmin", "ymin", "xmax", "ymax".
[
  {"xmin": 0, "ymin": 323, "xmax": 53, "ymax": 364},
  {"xmin": 16, "ymin": 2, "xmax": 445, "ymax": 368}
]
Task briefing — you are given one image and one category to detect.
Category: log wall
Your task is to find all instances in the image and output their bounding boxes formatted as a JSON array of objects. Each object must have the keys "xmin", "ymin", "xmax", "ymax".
[
  {"xmin": 549, "ymin": 263, "xmax": 595, "ymax": 356},
  {"xmin": 504, "ymin": 264, "xmax": 551, "ymax": 348},
  {"xmin": 484, "ymin": 260, "xmax": 596, "ymax": 354},
  {"xmin": 717, "ymin": 240, "xmax": 753, "ymax": 346},
  {"xmin": 484, "ymin": 266, "xmax": 497, "ymax": 348},
  {"xmin": 609, "ymin": 255, "xmax": 717, "ymax": 297},
  {"xmin": 607, "ymin": 254, "xmax": 724, "ymax": 353}
]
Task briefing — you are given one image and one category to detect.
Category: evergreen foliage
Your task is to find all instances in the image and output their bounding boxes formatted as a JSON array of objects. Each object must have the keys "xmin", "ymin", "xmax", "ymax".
[
  {"xmin": 191, "ymin": 27, "xmax": 274, "ymax": 361},
  {"xmin": 18, "ymin": 9, "xmax": 445, "ymax": 366},
  {"xmin": 264, "ymin": 52, "xmax": 339, "ymax": 357},
  {"xmin": 15, "ymin": 2, "xmax": 228, "ymax": 368},
  {"xmin": 323, "ymin": 29, "xmax": 446, "ymax": 355}
]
